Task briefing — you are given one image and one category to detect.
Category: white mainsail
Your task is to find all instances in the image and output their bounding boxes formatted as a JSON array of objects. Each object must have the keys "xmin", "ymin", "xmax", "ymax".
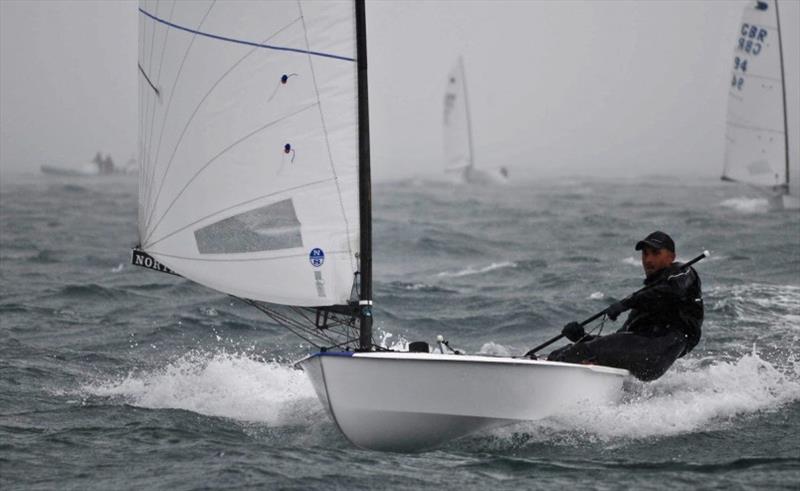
[
  {"xmin": 442, "ymin": 57, "xmax": 474, "ymax": 174},
  {"xmin": 137, "ymin": 0, "xmax": 360, "ymax": 307},
  {"xmin": 723, "ymin": 0, "xmax": 789, "ymax": 189}
]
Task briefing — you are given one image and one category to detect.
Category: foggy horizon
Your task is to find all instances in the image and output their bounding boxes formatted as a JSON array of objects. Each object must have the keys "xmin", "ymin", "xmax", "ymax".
[{"xmin": 1, "ymin": 0, "xmax": 798, "ymax": 182}]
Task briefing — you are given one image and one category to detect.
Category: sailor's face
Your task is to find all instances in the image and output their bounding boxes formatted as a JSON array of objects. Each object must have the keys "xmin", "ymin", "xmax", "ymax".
[{"xmin": 641, "ymin": 247, "xmax": 675, "ymax": 277}]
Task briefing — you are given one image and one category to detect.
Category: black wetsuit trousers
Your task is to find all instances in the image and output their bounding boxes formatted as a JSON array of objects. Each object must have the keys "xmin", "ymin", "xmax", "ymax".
[{"xmin": 547, "ymin": 330, "xmax": 687, "ymax": 381}]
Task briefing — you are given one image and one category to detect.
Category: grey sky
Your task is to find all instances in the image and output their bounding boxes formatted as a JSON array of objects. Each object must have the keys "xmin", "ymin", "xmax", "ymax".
[{"xmin": 1, "ymin": 0, "xmax": 798, "ymax": 181}]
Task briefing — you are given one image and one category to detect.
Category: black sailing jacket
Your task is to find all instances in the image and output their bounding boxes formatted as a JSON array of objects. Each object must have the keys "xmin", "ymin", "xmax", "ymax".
[{"xmin": 618, "ymin": 262, "xmax": 704, "ymax": 356}]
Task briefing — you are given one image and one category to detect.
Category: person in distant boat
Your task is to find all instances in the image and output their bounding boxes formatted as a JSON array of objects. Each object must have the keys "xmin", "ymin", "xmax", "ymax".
[{"xmin": 548, "ymin": 231, "xmax": 703, "ymax": 381}]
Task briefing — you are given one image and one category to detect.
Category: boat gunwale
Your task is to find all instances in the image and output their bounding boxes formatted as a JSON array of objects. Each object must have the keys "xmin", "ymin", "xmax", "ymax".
[{"xmin": 295, "ymin": 351, "xmax": 630, "ymax": 377}]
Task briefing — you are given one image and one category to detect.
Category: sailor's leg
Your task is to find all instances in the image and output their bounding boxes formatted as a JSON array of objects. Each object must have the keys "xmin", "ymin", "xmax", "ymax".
[
  {"xmin": 547, "ymin": 331, "xmax": 686, "ymax": 381},
  {"xmin": 547, "ymin": 338, "xmax": 600, "ymax": 363},
  {"xmin": 586, "ymin": 331, "xmax": 687, "ymax": 381}
]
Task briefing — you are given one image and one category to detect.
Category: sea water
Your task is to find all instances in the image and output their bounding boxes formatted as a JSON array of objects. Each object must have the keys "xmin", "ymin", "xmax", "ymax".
[{"xmin": 1, "ymin": 173, "xmax": 798, "ymax": 489}]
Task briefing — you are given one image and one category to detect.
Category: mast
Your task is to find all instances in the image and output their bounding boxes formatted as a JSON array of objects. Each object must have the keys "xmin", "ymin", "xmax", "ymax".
[
  {"xmin": 774, "ymin": 0, "xmax": 790, "ymax": 187},
  {"xmin": 355, "ymin": 0, "xmax": 373, "ymax": 351},
  {"xmin": 460, "ymin": 56, "xmax": 476, "ymax": 170}
]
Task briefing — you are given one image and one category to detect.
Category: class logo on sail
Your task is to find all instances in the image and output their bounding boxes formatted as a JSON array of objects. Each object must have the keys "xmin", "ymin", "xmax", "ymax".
[{"xmin": 309, "ymin": 248, "xmax": 325, "ymax": 267}]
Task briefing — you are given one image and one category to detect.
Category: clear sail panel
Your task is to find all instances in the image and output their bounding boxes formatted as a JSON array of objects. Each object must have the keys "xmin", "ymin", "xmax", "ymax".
[{"xmin": 138, "ymin": 0, "xmax": 359, "ymax": 306}]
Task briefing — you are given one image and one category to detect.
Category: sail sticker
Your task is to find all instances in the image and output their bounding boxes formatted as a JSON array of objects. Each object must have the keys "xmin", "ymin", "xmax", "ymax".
[
  {"xmin": 131, "ymin": 249, "xmax": 179, "ymax": 276},
  {"xmin": 309, "ymin": 248, "xmax": 325, "ymax": 267},
  {"xmin": 755, "ymin": 1, "xmax": 768, "ymax": 11}
]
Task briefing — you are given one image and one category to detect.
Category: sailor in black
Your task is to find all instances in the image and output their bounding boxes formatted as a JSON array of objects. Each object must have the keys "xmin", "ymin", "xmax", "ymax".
[{"xmin": 548, "ymin": 231, "xmax": 704, "ymax": 381}]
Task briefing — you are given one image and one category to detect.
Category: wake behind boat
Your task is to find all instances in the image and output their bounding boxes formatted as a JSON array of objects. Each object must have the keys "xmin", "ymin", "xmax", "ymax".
[{"xmin": 133, "ymin": 0, "xmax": 627, "ymax": 452}]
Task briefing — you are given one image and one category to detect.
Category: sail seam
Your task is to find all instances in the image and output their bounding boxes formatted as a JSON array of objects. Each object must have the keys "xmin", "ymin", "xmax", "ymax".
[
  {"xmin": 297, "ymin": 0, "xmax": 356, "ymax": 272},
  {"xmin": 725, "ymin": 121, "xmax": 785, "ymax": 135},
  {"xmin": 138, "ymin": 7, "xmax": 356, "ymax": 62},
  {"xmin": 145, "ymin": 176, "xmax": 335, "ymax": 249},
  {"xmin": 143, "ymin": 102, "xmax": 320, "ymax": 246},
  {"xmin": 145, "ymin": 249, "xmax": 350, "ymax": 263},
  {"xmin": 734, "ymin": 72, "xmax": 781, "ymax": 83}
]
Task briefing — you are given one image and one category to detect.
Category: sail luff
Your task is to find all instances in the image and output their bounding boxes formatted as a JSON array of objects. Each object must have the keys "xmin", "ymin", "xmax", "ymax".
[
  {"xmin": 774, "ymin": 0, "xmax": 790, "ymax": 185},
  {"xmin": 355, "ymin": 0, "xmax": 373, "ymax": 351}
]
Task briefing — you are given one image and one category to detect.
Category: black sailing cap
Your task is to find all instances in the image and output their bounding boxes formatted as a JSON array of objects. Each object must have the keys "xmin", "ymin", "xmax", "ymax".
[{"xmin": 635, "ymin": 231, "xmax": 675, "ymax": 252}]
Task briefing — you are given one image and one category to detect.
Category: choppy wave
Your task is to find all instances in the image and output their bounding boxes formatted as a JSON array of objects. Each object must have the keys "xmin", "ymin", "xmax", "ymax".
[
  {"xmin": 708, "ymin": 283, "xmax": 800, "ymax": 332},
  {"xmin": 81, "ymin": 351, "xmax": 319, "ymax": 425},
  {"xmin": 79, "ymin": 346, "xmax": 800, "ymax": 450}
]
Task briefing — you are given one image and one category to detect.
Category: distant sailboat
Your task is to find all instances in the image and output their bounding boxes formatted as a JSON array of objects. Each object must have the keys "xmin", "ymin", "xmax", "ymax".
[
  {"xmin": 134, "ymin": 0, "xmax": 626, "ymax": 452},
  {"xmin": 443, "ymin": 57, "xmax": 508, "ymax": 184},
  {"xmin": 41, "ymin": 152, "xmax": 119, "ymax": 177},
  {"xmin": 723, "ymin": 0, "xmax": 798, "ymax": 209}
]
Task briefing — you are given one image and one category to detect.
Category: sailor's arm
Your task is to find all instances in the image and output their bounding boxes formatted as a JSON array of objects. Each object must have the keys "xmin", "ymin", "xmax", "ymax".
[{"xmin": 623, "ymin": 267, "xmax": 697, "ymax": 310}]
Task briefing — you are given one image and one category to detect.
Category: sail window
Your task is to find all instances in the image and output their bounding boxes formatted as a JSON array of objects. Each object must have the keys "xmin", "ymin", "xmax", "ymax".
[{"xmin": 194, "ymin": 199, "xmax": 302, "ymax": 254}]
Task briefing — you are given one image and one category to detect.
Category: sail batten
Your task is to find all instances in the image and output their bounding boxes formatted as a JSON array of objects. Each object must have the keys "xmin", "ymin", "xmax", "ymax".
[{"xmin": 137, "ymin": 0, "xmax": 362, "ymax": 307}]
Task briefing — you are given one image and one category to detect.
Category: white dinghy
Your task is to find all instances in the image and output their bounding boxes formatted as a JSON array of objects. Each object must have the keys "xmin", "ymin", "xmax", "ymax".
[
  {"xmin": 299, "ymin": 352, "xmax": 626, "ymax": 451},
  {"xmin": 134, "ymin": 0, "xmax": 628, "ymax": 452}
]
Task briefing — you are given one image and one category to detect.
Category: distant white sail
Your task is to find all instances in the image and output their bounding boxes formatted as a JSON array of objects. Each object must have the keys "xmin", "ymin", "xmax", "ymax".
[
  {"xmin": 723, "ymin": 0, "xmax": 788, "ymax": 189},
  {"xmin": 443, "ymin": 57, "xmax": 474, "ymax": 173},
  {"xmin": 137, "ymin": 0, "xmax": 360, "ymax": 307}
]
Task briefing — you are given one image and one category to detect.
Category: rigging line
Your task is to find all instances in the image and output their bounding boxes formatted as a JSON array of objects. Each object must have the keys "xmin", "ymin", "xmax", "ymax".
[
  {"xmin": 142, "ymin": 1, "xmax": 216, "ymax": 236},
  {"xmin": 737, "ymin": 72, "xmax": 781, "ymax": 83},
  {"xmin": 143, "ymin": 0, "xmax": 178, "ymax": 225},
  {"xmin": 138, "ymin": 7, "xmax": 355, "ymax": 62},
  {"xmin": 248, "ymin": 302, "xmax": 322, "ymax": 348},
  {"xmin": 142, "ymin": 249, "xmax": 350, "ymax": 263},
  {"xmin": 726, "ymin": 121, "xmax": 785, "ymax": 134},
  {"xmin": 142, "ymin": 103, "xmax": 319, "ymax": 246},
  {"xmin": 297, "ymin": 0, "xmax": 356, "ymax": 271},
  {"xmin": 145, "ymin": 175, "xmax": 333, "ymax": 248},
  {"xmin": 246, "ymin": 301, "xmax": 349, "ymax": 348},
  {"xmin": 143, "ymin": 16, "xmax": 305, "ymax": 239}
]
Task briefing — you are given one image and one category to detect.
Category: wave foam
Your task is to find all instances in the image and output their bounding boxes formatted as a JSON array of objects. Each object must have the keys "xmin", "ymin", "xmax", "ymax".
[
  {"xmin": 437, "ymin": 261, "xmax": 517, "ymax": 278},
  {"xmin": 82, "ymin": 351, "xmax": 319, "ymax": 425},
  {"xmin": 488, "ymin": 350, "xmax": 800, "ymax": 444},
  {"xmin": 720, "ymin": 197, "xmax": 769, "ymax": 213}
]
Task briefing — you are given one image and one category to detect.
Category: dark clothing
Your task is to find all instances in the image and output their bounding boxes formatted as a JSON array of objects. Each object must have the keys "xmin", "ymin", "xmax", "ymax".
[
  {"xmin": 547, "ymin": 330, "xmax": 686, "ymax": 381},
  {"xmin": 620, "ymin": 262, "xmax": 703, "ymax": 355},
  {"xmin": 548, "ymin": 262, "xmax": 704, "ymax": 381}
]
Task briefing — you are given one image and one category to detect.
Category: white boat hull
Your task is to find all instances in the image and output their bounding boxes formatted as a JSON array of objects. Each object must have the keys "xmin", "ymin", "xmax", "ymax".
[{"xmin": 297, "ymin": 352, "xmax": 628, "ymax": 451}]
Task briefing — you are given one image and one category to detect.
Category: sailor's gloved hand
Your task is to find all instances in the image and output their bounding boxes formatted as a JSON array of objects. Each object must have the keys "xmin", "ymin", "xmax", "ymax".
[
  {"xmin": 562, "ymin": 321, "xmax": 585, "ymax": 342},
  {"xmin": 605, "ymin": 301, "xmax": 626, "ymax": 321}
]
